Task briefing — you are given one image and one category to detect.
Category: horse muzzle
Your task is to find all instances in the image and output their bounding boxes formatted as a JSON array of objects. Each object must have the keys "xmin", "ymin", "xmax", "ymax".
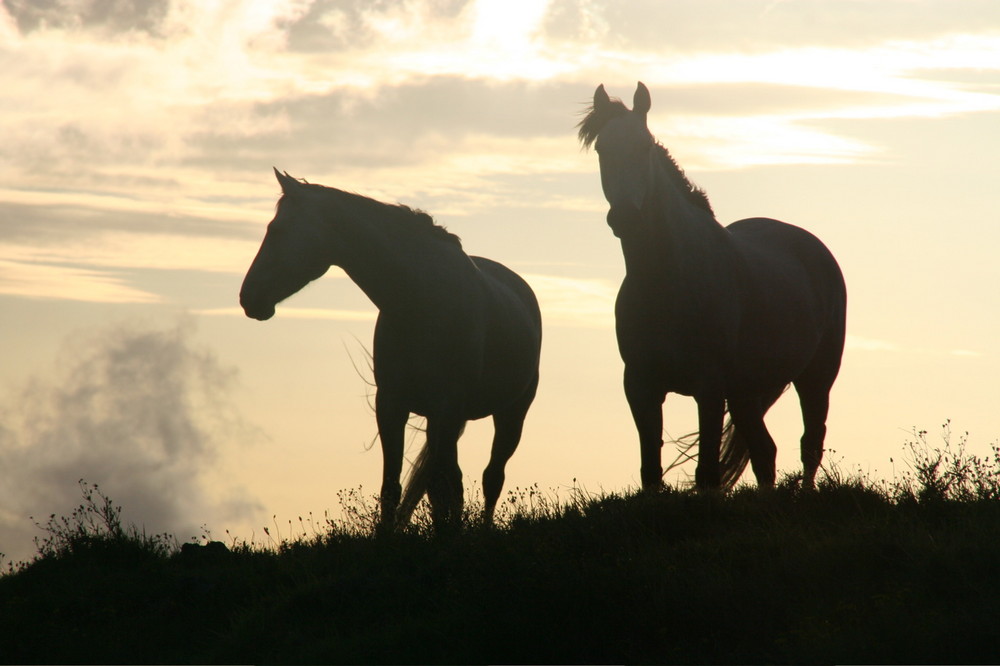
[{"xmin": 239, "ymin": 290, "xmax": 276, "ymax": 321}]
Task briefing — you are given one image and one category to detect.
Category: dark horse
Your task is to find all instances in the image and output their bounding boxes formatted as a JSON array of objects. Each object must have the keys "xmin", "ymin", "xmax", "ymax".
[
  {"xmin": 579, "ymin": 83, "xmax": 846, "ymax": 490},
  {"xmin": 240, "ymin": 169, "xmax": 542, "ymax": 528}
]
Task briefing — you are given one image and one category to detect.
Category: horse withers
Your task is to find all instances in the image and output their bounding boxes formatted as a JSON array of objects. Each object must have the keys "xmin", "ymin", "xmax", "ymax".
[
  {"xmin": 240, "ymin": 169, "xmax": 542, "ymax": 529},
  {"xmin": 579, "ymin": 83, "xmax": 846, "ymax": 491}
]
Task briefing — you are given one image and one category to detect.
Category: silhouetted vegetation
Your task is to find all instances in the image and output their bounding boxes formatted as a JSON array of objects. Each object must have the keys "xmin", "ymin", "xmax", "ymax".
[{"xmin": 2, "ymin": 426, "xmax": 1000, "ymax": 664}]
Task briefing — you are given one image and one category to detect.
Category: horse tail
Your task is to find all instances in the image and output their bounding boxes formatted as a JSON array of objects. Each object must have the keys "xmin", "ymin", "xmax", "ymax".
[
  {"xmin": 718, "ymin": 385, "xmax": 790, "ymax": 489},
  {"xmin": 718, "ymin": 415, "xmax": 747, "ymax": 489},
  {"xmin": 396, "ymin": 439, "xmax": 432, "ymax": 527}
]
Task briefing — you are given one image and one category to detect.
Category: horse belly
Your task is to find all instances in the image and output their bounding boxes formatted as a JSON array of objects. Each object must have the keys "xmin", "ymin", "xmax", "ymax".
[
  {"xmin": 615, "ymin": 276, "xmax": 737, "ymax": 397},
  {"xmin": 616, "ymin": 319, "xmax": 722, "ymax": 397},
  {"xmin": 373, "ymin": 305, "xmax": 539, "ymax": 421},
  {"xmin": 372, "ymin": 312, "xmax": 479, "ymax": 417}
]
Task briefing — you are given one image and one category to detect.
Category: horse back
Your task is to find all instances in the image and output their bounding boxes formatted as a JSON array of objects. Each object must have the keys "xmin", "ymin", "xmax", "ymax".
[
  {"xmin": 470, "ymin": 256, "xmax": 543, "ymax": 392},
  {"xmin": 727, "ymin": 217, "xmax": 845, "ymax": 312},
  {"xmin": 470, "ymin": 256, "xmax": 542, "ymax": 331}
]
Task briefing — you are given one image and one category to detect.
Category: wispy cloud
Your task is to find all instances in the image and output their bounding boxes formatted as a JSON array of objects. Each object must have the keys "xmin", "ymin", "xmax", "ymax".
[
  {"xmin": 0, "ymin": 222, "xmax": 260, "ymax": 303},
  {"xmin": 0, "ymin": 199, "xmax": 273, "ymax": 303},
  {"xmin": 0, "ymin": 259, "xmax": 159, "ymax": 304}
]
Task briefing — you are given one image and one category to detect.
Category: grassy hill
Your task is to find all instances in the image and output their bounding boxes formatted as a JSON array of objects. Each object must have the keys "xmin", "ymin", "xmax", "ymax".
[{"xmin": 2, "ymin": 436, "xmax": 1000, "ymax": 664}]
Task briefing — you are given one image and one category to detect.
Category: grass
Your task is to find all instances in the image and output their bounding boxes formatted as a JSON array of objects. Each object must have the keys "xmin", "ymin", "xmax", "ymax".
[{"xmin": 2, "ymin": 427, "xmax": 1000, "ymax": 664}]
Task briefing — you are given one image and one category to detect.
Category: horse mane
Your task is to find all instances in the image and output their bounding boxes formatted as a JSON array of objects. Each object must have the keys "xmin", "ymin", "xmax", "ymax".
[
  {"xmin": 577, "ymin": 95, "xmax": 628, "ymax": 149},
  {"xmin": 376, "ymin": 200, "xmax": 462, "ymax": 247},
  {"xmin": 652, "ymin": 144, "xmax": 714, "ymax": 216},
  {"xmin": 284, "ymin": 179, "xmax": 462, "ymax": 247},
  {"xmin": 577, "ymin": 98, "xmax": 714, "ymax": 217}
]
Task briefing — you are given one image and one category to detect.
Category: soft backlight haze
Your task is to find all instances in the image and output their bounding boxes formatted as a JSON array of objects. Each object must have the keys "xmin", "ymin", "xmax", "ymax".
[{"xmin": 2, "ymin": 0, "xmax": 999, "ymax": 561}]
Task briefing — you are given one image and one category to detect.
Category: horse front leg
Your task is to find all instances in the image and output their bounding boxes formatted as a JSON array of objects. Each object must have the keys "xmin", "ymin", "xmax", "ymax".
[
  {"xmin": 375, "ymin": 389, "xmax": 409, "ymax": 530},
  {"xmin": 425, "ymin": 416, "xmax": 466, "ymax": 531},
  {"xmin": 694, "ymin": 396, "xmax": 725, "ymax": 490},
  {"xmin": 624, "ymin": 365, "xmax": 666, "ymax": 492}
]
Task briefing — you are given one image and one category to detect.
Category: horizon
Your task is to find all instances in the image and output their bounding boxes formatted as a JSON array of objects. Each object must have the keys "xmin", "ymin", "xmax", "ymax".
[{"xmin": 2, "ymin": 0, "xmax": 999, "ymax": 562}]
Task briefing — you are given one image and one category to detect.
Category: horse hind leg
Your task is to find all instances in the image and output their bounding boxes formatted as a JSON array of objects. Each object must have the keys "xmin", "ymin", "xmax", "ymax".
[
  {"xmin": 482, "ymin": 376, "xmax": 537, "ymax": 525},
  {"xmin": 794, "ymin": 330, "xmax": 843, "ymax": 489},
  {"xmin": 727, "ymin": 394, "xmax": 778, "ymax": 488},
  {"xmin": 481, "ymin": 416, "xmax": 523, "ymax": 526},
  {"xmin": 794, "ymin": 379, "xmax": 832, "ymax": 489}
]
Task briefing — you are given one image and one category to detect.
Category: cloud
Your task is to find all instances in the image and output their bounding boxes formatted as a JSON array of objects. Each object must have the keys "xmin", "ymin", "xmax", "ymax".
[
  {"xmin": 282, "ymin": 0, "xmax": 473, "ymax": 53},
  {"xmin": 0, "ymin": 321, "xmax": 263, "ymax": 563},
  {"xmin": 0, "ymin": 200, "xmax": 269, "ymax": 303},
  {"xmin": 278, "ymin": 0, "xmax": 562, "ymax": 82},
  {"xmin": 186, "ymin": 78, "xmax": 584, "ymax": 180},
  {"xmin": 4, "ymin": 0, "xmax": 1000, "ymax": 308},
  {"xmin": 544, "ymin": 0, "xmax": 1000, "ymax": 53},
  {"xmin": 0, "ymin": 259, "xmax": 160, "ymax": 303},
  {"xmin": 1, "ymin": 230, "xmax": 257, "ymax": 275},
  {"xmin": 5, "ymin": 1, "xmax": 999, "ymax": 204},
  {"xmin": 4, "ymin": 0, "xmax": 171, "ymax": 36}
]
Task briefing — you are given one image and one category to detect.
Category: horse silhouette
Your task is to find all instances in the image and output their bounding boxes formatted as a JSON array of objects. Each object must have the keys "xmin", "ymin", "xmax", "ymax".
[
  {"xmin": 240, "ymin": 169, "xmax": 542, "ymax": 528},
  {"xmin": 579, "ymin": 83, "xmax": 846, "ymax": 490}
]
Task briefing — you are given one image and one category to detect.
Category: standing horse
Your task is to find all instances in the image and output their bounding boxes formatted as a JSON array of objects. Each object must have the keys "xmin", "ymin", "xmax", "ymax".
[
  {"xmin": 579, "ymin": 83, "xmax": 846, "ymax": 490},
  {"xmin": 240, "ymin": 169, "xmax": 542, "ymax": 528}
]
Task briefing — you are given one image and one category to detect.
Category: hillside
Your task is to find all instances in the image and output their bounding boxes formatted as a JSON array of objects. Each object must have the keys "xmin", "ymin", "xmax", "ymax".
[{"xmin": 2, "ymin": 441, "xmax": 999, "ymax": 664}]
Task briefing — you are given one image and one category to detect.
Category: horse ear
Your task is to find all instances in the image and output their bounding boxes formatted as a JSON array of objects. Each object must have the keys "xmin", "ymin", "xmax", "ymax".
[
  {"xmin": 273, "ymin": 167, "xmax": 296, "ymax": 193},
  {"xmin": 633, "ymin": 81, "xmax": 651, "ymax": 118},
  {"xmin": 594, "ymin": 84, "xmax": 611, "ymax": 111}
]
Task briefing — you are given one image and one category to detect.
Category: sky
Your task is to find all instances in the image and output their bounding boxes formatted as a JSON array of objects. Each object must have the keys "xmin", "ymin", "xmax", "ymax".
[{"xmin": 2, "ymin": 0, "xmax": 999, "ymax": 562}]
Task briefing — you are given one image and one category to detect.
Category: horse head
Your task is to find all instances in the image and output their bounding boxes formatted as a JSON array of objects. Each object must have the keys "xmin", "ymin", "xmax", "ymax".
[
  {"xmin": 590, "ymin": 82, "xmax": 657, "ymax": 237},
  {"xmin": 239, "ymin": 168, "xmax": 335, "ymax": 320}
]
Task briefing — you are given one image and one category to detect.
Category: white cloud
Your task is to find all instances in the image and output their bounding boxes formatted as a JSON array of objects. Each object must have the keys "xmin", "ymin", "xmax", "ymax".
[
  {"xmin": 666, "ymin": 114, "xmax": 876, "ymax": 170},
  {"xmin": 0, "ymin": 230, "xmax": 257, "ymax": 284}
]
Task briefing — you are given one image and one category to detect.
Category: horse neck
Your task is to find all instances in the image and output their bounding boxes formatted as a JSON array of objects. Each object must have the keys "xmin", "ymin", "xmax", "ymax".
[
  {"xmin": 324, "ymin": 190, "xmax": 462, "ymax": 311},
  {"xmin": 622, "ymin": 160, "xmax": 730, "ymax": 281}
]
